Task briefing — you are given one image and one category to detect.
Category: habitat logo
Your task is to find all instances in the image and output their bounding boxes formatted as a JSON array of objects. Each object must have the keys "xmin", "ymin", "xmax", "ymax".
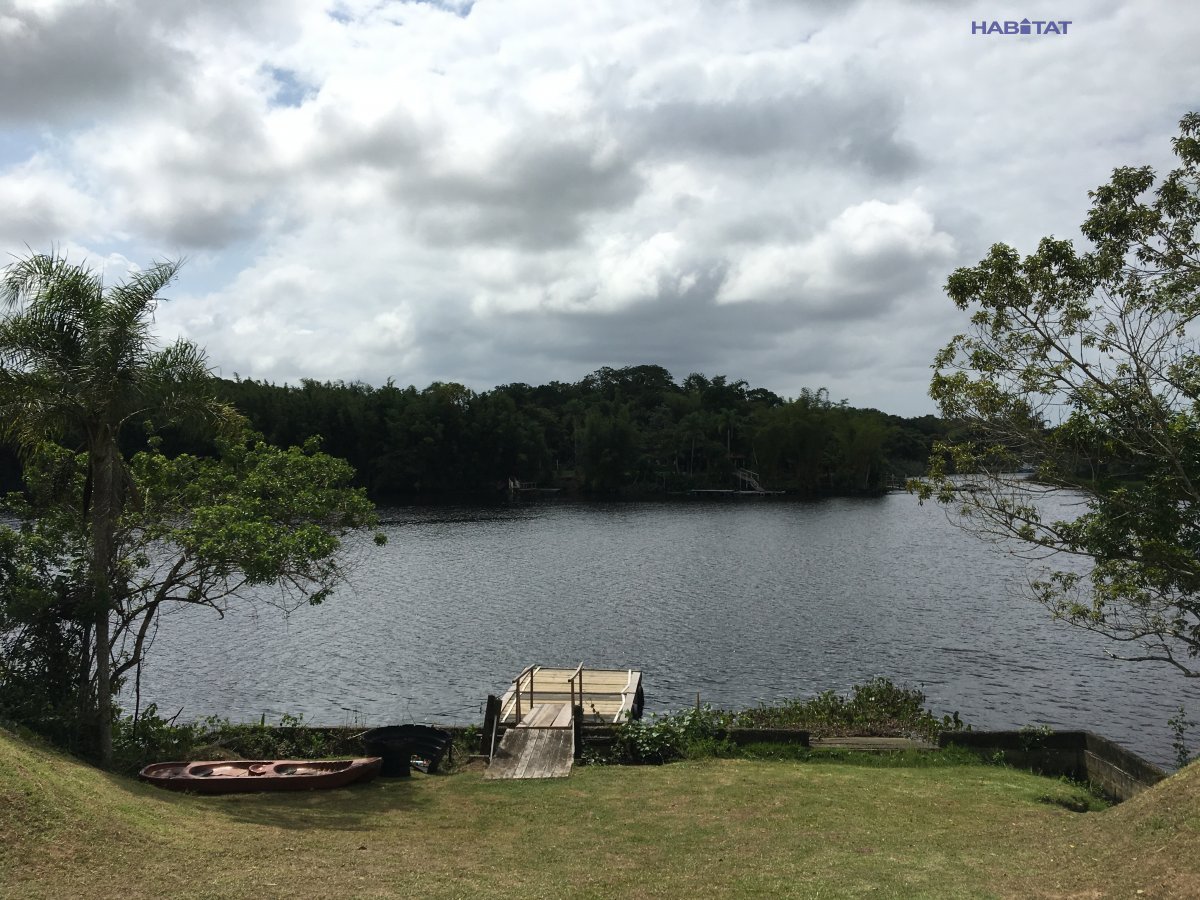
[{"xmin": 971, "ymin": 18, "xmax": 1072, "ymax": 35}]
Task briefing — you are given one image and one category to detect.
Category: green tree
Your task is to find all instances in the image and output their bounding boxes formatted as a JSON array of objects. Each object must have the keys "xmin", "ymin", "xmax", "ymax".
[
  {"xmin": 577, "ymin": 404, "xmax": 638, "ymax": 492},
  {"xmin": 751, "ymin": 390, "xmax": 834, "ymax": 494},
  {"xmin": 0, "ymin": 252, "xmax": 245, "ymax": 762},
  {"xmin": 921, "ymin": 112, "xmax": 1200, "ymax": 676},
  {"xmin": 1, "ymin": 438, "xmax": 381, "ymax": 754}
]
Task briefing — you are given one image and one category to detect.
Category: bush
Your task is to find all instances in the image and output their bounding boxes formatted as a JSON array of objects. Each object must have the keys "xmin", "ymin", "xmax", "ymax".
[
  {"xmin": 111, "ymin": 706, "xmax": 204, "ymax": 775},
  {"xmin": 607, "ymin": 707, "xmax": 732, "ymax": 765},
  {"xmin": 110, "ymin": 709, "xmax": 348, "ymax": 775},
  {"xmin": 729, "ymin": 678, "xmax": 964, "ymax": 742}
]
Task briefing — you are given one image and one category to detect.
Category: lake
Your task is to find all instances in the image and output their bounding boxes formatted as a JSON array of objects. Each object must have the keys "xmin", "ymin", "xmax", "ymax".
[{"xmin": 132, "ymin": 492, "xmax": 1200, "ymax": 768}]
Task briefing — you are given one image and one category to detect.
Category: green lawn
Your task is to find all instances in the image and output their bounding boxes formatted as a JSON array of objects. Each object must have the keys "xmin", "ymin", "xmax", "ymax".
[{"xmin": 2, "ymin": 727, "xmax": 1198, "ymax": 899}]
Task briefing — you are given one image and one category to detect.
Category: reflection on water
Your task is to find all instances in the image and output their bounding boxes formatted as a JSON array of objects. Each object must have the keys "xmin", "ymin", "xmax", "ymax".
[{"xmin": 133, "ymin": 493, "xmax": 1200, "ymax": 768}]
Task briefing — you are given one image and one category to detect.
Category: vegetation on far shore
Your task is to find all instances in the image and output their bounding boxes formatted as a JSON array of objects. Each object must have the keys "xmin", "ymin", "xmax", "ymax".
[{"xmin": 0, "ymin": 366, "xmax": 953, "ymax": 501}]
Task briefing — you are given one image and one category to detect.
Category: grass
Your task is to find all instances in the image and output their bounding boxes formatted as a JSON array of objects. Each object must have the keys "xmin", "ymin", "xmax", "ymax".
[{"xmin": 3, "ymin": 726, "xmax": 1199, "ymax": 899}]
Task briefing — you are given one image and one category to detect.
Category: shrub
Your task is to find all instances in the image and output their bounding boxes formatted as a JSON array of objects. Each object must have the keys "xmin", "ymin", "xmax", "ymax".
[
  {"xmin": 110, "ymin": 709, "xmax": 346, "ymax": 775},
  {"xmin": 607, "ymin": 706, "xmax": 732, "ymax": 765},
  {"xmin": 111, "ymin": 706, "xmax": 204, "ymax": 775},
  {"xmin": 729, "ymin": 677, "xmax": 964, "ymax": 742}
]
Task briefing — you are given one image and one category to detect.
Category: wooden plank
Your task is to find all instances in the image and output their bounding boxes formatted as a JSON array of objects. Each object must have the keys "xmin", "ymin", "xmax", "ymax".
[
  {"xmin": 513, "ymin": 729, "xmax": 547, "ymax": 779},
  {"xmin": 519, "ymin": 704, "xmax": 564, "ymax": 728},
  {"xmin": 552, "ymin": 704, "xmax": 573, "ymax": 729},
  {"xmin": 514, "ymin": 703, "xmax": 573, "ymax": 729},
  {"xmin": 509, "ymin": 733, "xmax": 535, "ymax": 778},
  {"xmin": 517, "ymin": 705, "xmax": 545, "ymax": 728},
  {"xmin": 483, "ymin": 723, "xmax": 575, "ymax": 780},
  {"xmin": 810, "ymin": 737, "xmax": 937, "ymax": 751},
  {"xmin": 509, "ymin": 691, "xmax": 633, "ymax": 703},
  {"xmin": 519, "ymin": 730, "xmax": 572, "ymax": 779},
  {"xmin": 510, "ymin": 668, "xmax": 639, "ymax": 687},
  {"xmin": 529, "ymin": 730, "xmax": 572, "ymax": 778},
  {"xmin": 483, "ymin": 730, "xmax": 524, "ymax": 780}
]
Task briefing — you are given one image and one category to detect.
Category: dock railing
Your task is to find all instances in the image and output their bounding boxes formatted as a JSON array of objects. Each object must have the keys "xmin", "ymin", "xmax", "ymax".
[
  {"xmin": 568, "ymin": 663, "xmax": 585, "ymax": 759},
  {"xmin": 568, "ymin": 662, "xmax": 585, "ymax": 709},
  {"xmin": 512, "ymin": 664, "xmax": 537, "ymax": 724}
]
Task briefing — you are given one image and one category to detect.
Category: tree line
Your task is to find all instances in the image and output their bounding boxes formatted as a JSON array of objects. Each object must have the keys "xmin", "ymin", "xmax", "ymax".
[{"xmin": 186, "ymin": 366, "xmax": 950, "ymax": 498}]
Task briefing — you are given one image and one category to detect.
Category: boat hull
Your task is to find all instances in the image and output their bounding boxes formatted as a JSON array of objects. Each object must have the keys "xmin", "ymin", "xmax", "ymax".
[{"xmin": 138, "ymin": 757, "xmax": 382, "ymax": 794}]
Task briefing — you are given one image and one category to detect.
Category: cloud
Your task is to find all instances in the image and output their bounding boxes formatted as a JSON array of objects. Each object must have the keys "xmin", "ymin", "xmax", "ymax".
[
  {"xmin": 0, "ymin": 2, "xmax": 185, "ymax": 123},
  {"xmin": 1, "ymin": 0, "xmax": 1198, "ymax": 416},
  {"xmin": 630, "ymin": 87, "xmax": 921, "ymax": 177},
  {"xmin": 0, "ymin": 157, "xmax": 96, "ymax": 246},
  {"xmin": 716, "ymin": 199, "xmax": 956, "ymax": 317},
  {"xmin": 398, "ymin": 136, "xmax": 644, "ymax": 250}
]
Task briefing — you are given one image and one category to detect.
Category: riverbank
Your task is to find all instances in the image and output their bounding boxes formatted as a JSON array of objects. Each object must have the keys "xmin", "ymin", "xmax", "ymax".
[{"xmin": 4, "ymin": 726, "xmax": 1198, "ymax": 898}]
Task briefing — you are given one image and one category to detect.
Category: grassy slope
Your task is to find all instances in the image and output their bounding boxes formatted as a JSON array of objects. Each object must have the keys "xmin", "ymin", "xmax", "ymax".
[{"xmin": 2, "ymin": 727, "xmax": 1198, "ymax": 899}]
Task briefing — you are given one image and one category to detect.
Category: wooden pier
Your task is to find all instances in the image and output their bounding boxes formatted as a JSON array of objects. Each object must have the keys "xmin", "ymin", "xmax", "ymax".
[
  {"xmin": 497, "ymin": 665, "xmax": 643, "ymax": 726},
  {"xmin": 484, "ymin": 664, "xmax": 644, "ymax": 780}
]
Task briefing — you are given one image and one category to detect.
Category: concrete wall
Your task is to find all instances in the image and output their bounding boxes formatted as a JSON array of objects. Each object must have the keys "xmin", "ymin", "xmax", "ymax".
[
  {"xmin": 939, "ymin": 730, "xmax": 1166, "ymax": 801},
  {"xmin": 720, "ymin": 728, "xmax": 811, "ymax": 746}
]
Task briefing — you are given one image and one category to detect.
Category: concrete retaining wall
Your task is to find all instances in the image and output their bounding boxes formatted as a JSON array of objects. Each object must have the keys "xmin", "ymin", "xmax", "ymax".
[{"xmin": 938, "ymin": 730, "xmax": 1166, "ymax": 801}]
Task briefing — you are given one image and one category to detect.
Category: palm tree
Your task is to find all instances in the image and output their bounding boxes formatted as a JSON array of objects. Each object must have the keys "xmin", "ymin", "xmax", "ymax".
[{"xmin": 0, "ymin": 251, "xmax": 237, "ymax": 764}]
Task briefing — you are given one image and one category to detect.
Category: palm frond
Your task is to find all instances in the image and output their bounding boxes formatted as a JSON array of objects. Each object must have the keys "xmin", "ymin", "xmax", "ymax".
[
  {"xmin": 96, "ymin": 258, "xmax": 181, "ymax": 371},
  {"xmin": 0, "ymin": 251, "xmax": 238, "ymax": 456},
  {"xmin": 0, "ymin": 369, "xmax": 82, "ymax": 454},
  {"xmin": 1, "ymin": 252, "xmax": 103, "ymax": 318},
  {"xmin": 138, "ymin": 339, "xmax": 248, "ymax": 438}
]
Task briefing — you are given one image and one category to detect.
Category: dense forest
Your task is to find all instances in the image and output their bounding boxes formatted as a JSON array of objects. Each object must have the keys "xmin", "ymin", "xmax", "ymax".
[
  {"xmin": 0, "ymin": 364, "xmax": 949, "ymax": 500},
  {"xmin": 210, "ymin": 365, "xmax": 946, "ymax": 498}
]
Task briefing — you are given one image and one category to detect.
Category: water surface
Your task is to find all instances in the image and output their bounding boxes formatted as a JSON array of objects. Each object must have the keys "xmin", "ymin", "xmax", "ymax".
[{"xmin": 134, "ymin": 494, "xmax": 1200, "ymax": 768}]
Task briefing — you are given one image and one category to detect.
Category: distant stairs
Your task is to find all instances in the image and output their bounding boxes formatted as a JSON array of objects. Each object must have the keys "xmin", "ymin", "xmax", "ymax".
[{"xmin": 736, "ymin": 468, "xmax": 766, "ymax": 492}]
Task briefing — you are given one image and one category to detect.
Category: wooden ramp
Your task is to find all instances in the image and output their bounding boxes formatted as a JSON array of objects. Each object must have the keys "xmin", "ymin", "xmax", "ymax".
[{"xmin": 484, "ymin": 703, "xmax": 574, "ymax": 780}]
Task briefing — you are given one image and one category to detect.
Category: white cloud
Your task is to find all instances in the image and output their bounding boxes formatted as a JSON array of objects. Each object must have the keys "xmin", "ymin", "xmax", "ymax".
[
  {"xmin": 1, "ymin": 0, "xmax": 1197, "ymax": 415},
  {"xmin": 0, "ymin": 158, "xmax": 97, "ymax": 245},
  {"xmin": 717, "ymin": 199, "xmax": 956, "ymax": 313}
]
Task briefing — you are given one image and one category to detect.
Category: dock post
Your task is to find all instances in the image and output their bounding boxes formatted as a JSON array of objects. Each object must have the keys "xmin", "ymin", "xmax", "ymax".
[
  {"xmin": 482, "ymin": 694, "xmax": 500, "ymax": 757},
  {"xmin": 572, "ymin": 704, "xmax": 584, "ymax": 759}
]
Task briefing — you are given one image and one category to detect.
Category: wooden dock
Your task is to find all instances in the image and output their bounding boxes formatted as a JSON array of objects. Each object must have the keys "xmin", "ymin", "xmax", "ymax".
[
  {"xmin": 484, "ymin": 664, "xmax": 644, "ymax": 780},
  {"xmin": 497, "ymin": 665, "xmax": 644, "ymax": 726}
]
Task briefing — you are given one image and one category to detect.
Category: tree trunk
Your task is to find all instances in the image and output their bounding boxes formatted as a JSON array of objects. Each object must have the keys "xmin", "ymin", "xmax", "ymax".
[
  {"xmin": 75, "ymin": 620, "xmax": 92, "ymax": 755},
  {"xmin": 89, "ymin": 428, "xmax": 120, "ymax": 766}
]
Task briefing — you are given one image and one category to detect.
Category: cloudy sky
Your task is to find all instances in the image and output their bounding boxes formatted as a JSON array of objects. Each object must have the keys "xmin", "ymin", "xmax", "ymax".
[{"xmin": 1, "ymin": 0, "xmax": 1196, "ymax": 415}]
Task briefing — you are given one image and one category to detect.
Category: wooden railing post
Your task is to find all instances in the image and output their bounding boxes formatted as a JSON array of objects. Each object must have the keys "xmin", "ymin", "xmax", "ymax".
[
  {"xmin": 568, "ymin": 662, "xmax": 584, "ymax": 718},
  {"xmin": 512, "ymin": 664, "xmax": 536, "ymax": 725},
  {"xmin": 572, "ymin": 703, "xmax": 583, "ymax": 759},
  {"xmin": 482, "ymin": 694, "xmax": 501, "ymax": 760}
]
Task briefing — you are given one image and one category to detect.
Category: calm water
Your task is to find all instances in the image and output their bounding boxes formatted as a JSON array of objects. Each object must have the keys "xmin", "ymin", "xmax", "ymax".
[{"xmin": 133, "ymin": 493, "xmax": 1200, "ymax": 768}]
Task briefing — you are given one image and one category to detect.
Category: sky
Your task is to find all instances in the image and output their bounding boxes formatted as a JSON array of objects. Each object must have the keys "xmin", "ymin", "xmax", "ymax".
[{"xmin": 1, "ymin": 0, "xmax": 1196, "ymax": 416}]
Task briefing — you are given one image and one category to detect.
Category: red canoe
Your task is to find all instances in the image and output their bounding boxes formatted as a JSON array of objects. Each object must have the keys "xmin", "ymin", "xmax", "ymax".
[{"xmin": 139, "ymin": 757, "xmax": 383, "ymax": 794}]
